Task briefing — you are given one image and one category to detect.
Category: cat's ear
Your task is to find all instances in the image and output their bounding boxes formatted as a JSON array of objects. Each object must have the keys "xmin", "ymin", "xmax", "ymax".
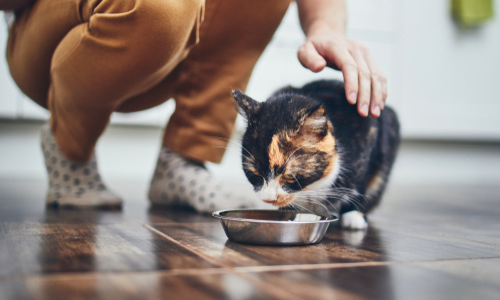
[
  {"xmin": 299, "ymin": 106, "xmax": 331, "ymax": 138},
  {"xmin": 232, "ymin": 90, "xmax": 261, "ymax": 120}
]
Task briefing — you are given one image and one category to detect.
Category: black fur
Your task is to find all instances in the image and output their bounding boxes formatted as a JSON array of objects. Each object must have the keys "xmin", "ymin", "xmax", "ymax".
[{"xmin": 234, "ymin": 80, "xmax": 400, "ymax": 215}]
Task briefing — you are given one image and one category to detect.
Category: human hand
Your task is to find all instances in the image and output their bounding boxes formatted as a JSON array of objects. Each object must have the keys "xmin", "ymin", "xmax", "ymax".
[{"xmin": 298, "ymin": 31, "xmax": 387, "ymax": 118}]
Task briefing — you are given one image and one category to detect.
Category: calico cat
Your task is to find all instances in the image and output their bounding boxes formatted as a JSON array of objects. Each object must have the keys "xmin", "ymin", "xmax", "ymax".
[{"xmin": 233, "ymin": 80, "xmax": 400, "ymax": 229}]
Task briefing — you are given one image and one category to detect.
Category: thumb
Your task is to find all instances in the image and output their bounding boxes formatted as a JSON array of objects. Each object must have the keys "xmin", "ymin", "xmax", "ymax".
[{"xmin": 298, "ymin": 41, "xmax": 327, "ymax": 73}]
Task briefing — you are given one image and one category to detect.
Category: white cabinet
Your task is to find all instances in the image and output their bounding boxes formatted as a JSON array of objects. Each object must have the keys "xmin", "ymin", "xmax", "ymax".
[{"xmin": 395, "ymin": 0, "xmax": 500, "ymax": 140}]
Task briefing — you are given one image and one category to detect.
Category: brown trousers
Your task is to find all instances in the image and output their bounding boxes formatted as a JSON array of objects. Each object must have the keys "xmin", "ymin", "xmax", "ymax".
[{"xmin": 7, "ymin": 0, "xmax": 291, "ymax": 162}]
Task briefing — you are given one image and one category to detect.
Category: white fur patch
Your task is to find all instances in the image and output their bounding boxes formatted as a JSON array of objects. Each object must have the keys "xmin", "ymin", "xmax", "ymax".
[
  {"xmin": 341, "ymin": 211, "xmax": 368, "ymax": 230},
  {"xmin": 257, "ymin": 176, "xmax": 287, "ymax": 201}
]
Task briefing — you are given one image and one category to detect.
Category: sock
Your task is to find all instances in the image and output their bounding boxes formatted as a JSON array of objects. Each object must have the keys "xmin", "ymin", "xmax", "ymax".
[
  {"xmin": 148, "ymin": 147, "xmax": 256, "ymax": 213},
  {"xmin": 41, "ymin": 124, "xmax": 122, "ymax": 209}
]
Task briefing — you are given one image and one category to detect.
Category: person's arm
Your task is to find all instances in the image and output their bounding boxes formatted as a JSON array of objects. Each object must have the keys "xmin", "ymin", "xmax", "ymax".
[
  {"xmin": 0, "ymin": 0, "xmax": 35, "ymax": 11},
  {"xmin": 296, "ymin": 0, "xmax": 387, "ymax": 118}
]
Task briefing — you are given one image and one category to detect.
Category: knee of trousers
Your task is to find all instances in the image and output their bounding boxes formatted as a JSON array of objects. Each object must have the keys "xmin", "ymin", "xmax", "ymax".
[
  {"xmin": 49, "ymin": 0, "xmax": 205, "ymax": 109},
  {"xmin": 92, "ymin": 0, "xmax": 205, "ymax": 71}
]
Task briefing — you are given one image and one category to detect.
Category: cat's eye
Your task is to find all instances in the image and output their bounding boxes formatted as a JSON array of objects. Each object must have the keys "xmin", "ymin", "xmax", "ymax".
[{"xmin": 283, "ymin": 173, "xmax": 295, "ymax": 181}]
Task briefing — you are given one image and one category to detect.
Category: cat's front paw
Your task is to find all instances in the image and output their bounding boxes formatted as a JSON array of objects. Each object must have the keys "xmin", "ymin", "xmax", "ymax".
[{"xmin": 341, "ymin": 211, "xmax": 368, "ymax": 230}]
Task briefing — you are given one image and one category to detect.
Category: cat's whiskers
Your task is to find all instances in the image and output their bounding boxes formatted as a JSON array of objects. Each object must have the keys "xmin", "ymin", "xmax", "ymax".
[
  {"xmin": 290, "ymin": 204, "xmax": 300, "ymax": 213},
  {"xmin": 291, "ymin": 202, "xmax": 316, "ymax": 215},
  {"xmin": 296, "ymin": 188, "xmax": 366, "ymax": 212},
  {"xmin": 303, "ymin": 194, "xmax": 351, "ymax": 211},
  {"xmin": 269, "ymin": 166, "xmax": 274, "ymax": 177},
  {"xmin": 214, "ymin": 137, "xmax": 256, "ymax": 162},
  {"xmin": 315, "ymin": 186, "xmax": 366, "ymax": 198},
  {"xmin": 291, "ymin": 173, "xmax": 303, "ymax": 191},
  {"xmin": 212, "ymin": 144, "xmax": 255, "ymax": 164},
  {"xmin": 284, "ymin": 146, "xmax": 303, "ymax": 166},
  {"xmin": 286, "ymin": 154, "xmax": 308, "ymax": 167},
  {"xmin": 332, "ymin": 188, "xmax": 368, "ymax": 204},
  {"xmin": 293, "ymin": 198, "xmax": 330, "ymax": 213},
  {"xmin": 287, "ymin": 165, "xmax": 319, "ymax": 176},
  {"xmin": 316, "ymin": 192, "xmax": 365, "ymax": 208}
]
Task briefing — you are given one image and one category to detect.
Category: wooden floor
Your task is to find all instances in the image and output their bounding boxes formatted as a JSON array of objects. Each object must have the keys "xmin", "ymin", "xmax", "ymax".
[{"xmin": 1, "ymin": 178, "xmax": 499, "ymax": 300}]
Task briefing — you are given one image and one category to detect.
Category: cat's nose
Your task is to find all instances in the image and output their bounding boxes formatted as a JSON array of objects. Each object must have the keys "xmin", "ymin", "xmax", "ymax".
[{"xmin": 263, "ymin": 199, "xmax": 277, "ymax": 204}]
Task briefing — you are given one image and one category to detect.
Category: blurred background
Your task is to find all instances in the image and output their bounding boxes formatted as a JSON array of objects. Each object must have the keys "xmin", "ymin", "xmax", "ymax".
[{"xmin": 1, "ymin": 0, "xmax": 499, "ymax": 201}]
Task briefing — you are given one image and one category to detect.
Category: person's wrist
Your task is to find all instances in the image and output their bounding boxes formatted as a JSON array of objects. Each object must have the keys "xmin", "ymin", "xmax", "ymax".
[{"xmin": 304, "ymin": 21, "xmax": 346, "ymax": 40}]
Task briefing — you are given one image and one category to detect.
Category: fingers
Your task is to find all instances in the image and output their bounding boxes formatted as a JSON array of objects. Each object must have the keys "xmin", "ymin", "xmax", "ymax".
[
  {"xmin": 318, "ymin": 42, "xmax": 359, "ymax": 105},
  {"xmin": 349, "ymin": 46, "xmax": 371, "ymax": 117},
  {"xmin": 369, "ymin": 73, "xmax": 384, "ymax": 117},
  {"xmin": 340, "ymin": 61, "xmax": 359, "ymax": 105},
  {"xmin": 303, "ymin": 38, "xmax": 388, "ymax": 118},
  {"xmin": 363, "ymin": 47, "xmax": 387, "ymax": 117},
  {"xmin": 298, "ymin": 41, "xmax": 327, "ymax": 73}
]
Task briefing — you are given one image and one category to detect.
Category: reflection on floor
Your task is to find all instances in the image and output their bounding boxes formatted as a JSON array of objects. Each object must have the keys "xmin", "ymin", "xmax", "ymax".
[{"xmin": 1, "ymin": 121, "xmax": 500, "ymax": 299}]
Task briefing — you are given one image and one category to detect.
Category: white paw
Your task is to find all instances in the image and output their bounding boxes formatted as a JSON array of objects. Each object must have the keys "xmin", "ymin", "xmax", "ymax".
[{"xmin": 341, "ymin": 211, "xmax": 368, "ymax": 230}]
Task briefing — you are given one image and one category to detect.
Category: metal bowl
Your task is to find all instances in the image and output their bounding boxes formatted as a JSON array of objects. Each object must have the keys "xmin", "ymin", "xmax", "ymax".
[{"xmin": 212, "ymin": 209, "xmax": 338, "ymax": 246}]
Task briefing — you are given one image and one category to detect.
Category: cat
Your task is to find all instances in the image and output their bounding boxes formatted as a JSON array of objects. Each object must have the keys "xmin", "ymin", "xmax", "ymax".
[{"xmin": 232, "ymin": 79, "xmax": 400, "ymax": 230}]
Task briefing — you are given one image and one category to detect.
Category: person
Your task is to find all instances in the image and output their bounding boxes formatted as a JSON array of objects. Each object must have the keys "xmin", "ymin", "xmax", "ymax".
[{"xmin": 1, "ymin": 0, "xmax": 387, "ymax": 211}]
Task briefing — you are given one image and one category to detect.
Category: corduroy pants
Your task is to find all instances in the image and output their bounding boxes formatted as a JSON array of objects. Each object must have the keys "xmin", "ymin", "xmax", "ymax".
[{"xmin": 7, "ymin": 0, "xmax": 291, "ymax": 162}]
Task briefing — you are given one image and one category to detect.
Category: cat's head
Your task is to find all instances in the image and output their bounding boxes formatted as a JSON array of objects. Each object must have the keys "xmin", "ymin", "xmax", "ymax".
[{"xmin": 233, "ymin": 90, "xmax": 340, "ymax": 207}]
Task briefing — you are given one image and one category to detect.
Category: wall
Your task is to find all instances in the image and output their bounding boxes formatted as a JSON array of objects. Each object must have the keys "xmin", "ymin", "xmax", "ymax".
[{"xmin": 1, "ymin": 0, "xmax": 499, "ymax": 140}]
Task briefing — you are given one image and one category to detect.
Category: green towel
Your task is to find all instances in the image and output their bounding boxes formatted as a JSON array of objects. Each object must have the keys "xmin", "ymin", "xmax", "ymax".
[{"xmin": 451, "ymin": 0, "xmax": 495, "ymax": 27}]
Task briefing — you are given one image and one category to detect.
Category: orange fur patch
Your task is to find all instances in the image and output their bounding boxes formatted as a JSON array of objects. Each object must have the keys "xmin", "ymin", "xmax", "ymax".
[
  {"xmin": 294, "ymin": 118, "xmax": 337, "ymax": 180},
  {"xmin": 275, "ymin": 194, "xmax": 295, "ymax": 207},
  {"xmin": 268, "ymin": 108, "xmax": 339, "ymax": 194},
  {"xmin": 268, "ymin": 134, "xmax": 286, "ymax": 168},
  {"xmin": 367, "ymin": 172, "xmax": 384, "ymax": 192},
  {"xmin": 284, "ymin": 118, "xmax": 338, "ymax": 183},
  {"xmin": 318, "ymin": 130, "xmax": 337, "ymax": 180}
]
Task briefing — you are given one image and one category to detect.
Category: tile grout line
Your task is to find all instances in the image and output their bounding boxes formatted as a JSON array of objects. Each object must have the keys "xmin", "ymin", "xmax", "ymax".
[{"xmin": 143, "ymin": 224, "xmax": 302, "ymax": 300}]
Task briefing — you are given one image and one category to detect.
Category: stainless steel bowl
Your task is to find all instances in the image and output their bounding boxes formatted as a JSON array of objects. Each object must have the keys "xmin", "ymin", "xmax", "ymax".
[{"xmin": 212, "ymin": 209, "xmax": 338, "ymax": 246}]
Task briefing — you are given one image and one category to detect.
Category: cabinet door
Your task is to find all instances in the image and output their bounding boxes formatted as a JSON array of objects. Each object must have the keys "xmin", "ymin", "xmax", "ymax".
[{"xmin": 397, "ymin": 0, "xmax": 500, "ymax": 140}]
